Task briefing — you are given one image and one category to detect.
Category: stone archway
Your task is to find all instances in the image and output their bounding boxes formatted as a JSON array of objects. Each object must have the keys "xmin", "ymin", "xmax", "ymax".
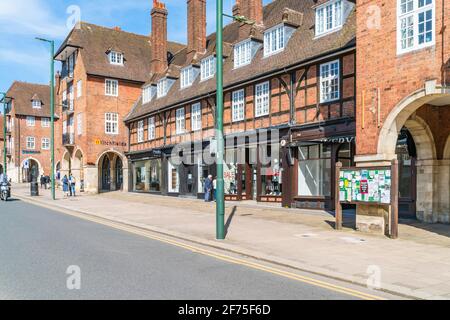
[
  {"xmin": 61, "ymin": 151, "xmax": 71, "ymax": 176},
  {"xmin": 21, "ymin": 158, "xmax": 42, "ymax": 183},
  {"xmin": 96, "ymin": 150, "xmax": 128, "ymax": 193},
  {"xmin": 73, "ymin": 149, "xmax": 84, "ymax": 192}
]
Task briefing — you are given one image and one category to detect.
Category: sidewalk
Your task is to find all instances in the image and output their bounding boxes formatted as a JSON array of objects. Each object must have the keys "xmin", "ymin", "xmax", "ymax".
[{"xmin": 11, "ymin": 184, "xmax": 450, "ymax": 300}]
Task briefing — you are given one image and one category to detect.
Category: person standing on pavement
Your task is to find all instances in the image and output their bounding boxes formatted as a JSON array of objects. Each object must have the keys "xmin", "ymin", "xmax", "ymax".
[
  {"xmin": 212, "ymin": 177, "xmax": 217, "ymax": 202},
  {"xmin": 40, "ymin": 174, "xmax": 45, "ymax": 189},
  {"xmin": 69, "ymin": 174, "xmax": 76, "ymax": 197},
  {"xmin": 62, "ymin": 175, "xmax": 69, "ymax": 197},
  {"xmin": 204, "ymin": 175, "xmax": 213, "ymax": 202}
]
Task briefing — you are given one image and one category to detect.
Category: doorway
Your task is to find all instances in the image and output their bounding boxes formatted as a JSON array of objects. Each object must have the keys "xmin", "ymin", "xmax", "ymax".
[{"xmin": 101, "ymin": 155, "xmax": 111, "ymax": 191}]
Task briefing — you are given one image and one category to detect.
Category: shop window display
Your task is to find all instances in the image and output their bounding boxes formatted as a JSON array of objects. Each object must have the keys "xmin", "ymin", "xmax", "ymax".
[{"xmin": 298, "ymin": 144, "xmax": 331, "ymax": 197}]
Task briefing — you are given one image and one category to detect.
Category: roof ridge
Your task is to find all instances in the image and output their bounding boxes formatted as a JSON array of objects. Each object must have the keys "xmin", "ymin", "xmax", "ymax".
[{"xmin": 11, "ymin": 81, "xmax": 50, "ymax": 88}]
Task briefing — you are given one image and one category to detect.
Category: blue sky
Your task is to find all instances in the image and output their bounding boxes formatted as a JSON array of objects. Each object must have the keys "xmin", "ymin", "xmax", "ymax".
[{"xmin": 0, "ymin": 0, "xmax": 272, "ymax": 95}]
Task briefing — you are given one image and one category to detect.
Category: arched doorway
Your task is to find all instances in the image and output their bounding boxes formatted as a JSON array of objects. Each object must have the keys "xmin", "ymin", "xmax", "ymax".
[
  {"xmin": 73, "ymin": 149, "xmax": 84, "ymax": 192},
  {"xmin": 101, "ymin": 155, "xmax": 111, "ymax": 192},
  {"xmin": 396, "ymin": 128, "xmax": 417, "ymax": 219},
  {"xmin": 22, "ymin": 158, "xmax": 40, "ymax": 183},
  {"xmin": 115, "ymin": 157, "xmax": 123, "ymax": 190}
]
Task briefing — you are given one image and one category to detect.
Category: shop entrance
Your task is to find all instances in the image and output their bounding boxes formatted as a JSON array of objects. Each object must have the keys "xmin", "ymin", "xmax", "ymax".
[
  {"xmin": 101, "ymin": 155, "xmax": 111, "ymax": 191},
  {"xmin": 22, "ymin": 159, "xmax": 40, "ymax": 183},
  {"xmin": 180, "ymin": 164, "xmax": 197, "ymax": 197},
  {"xmin": 115, "ymin": 157, "xmax": 123, "ymax": 190},
  {"xmin": 396, "ymin": 128, "xmax": 417, "ymax": 219}
]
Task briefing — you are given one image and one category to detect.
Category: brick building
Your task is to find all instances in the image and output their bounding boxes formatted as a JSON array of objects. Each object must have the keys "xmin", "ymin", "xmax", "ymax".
[
  {"xmin": 54, "ymin": 22, "xmax": 184, "ymax": 193},
  {"xmin": 125, "ymin": 0, "xmax": 357, "ymax": 210},
  {"xmin": 0, "ymin": 81, "xmax": 61, "ymax": 183},
  {"xmin": 355, "ymin": 0, "xmax": 450, "ymax": 232}
]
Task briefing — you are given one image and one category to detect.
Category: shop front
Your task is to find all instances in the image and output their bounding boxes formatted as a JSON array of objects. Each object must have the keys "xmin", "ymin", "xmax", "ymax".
[
  {"xmin": 128, "ymin": 149, "xmax": 165, "ymax": 194},
  {"xmin": 282, "ymin": 121, "xmax": 355, "ymax": 210}
]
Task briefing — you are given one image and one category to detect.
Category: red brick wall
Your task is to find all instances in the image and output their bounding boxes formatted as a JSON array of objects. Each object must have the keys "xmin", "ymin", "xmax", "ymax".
[{"xmin": 356, "ymin": 0, "xmax": 449, "ymax": 156}]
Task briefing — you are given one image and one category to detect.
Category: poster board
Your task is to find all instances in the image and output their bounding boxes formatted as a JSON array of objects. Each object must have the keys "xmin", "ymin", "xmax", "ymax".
[{"xmin": 339, "ymin": 168, "xmax": 392, "ymax": 204}]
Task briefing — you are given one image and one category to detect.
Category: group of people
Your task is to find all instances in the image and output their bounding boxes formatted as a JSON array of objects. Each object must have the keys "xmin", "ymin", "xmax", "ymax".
[
  {"xmin": 203, "ymin": 175, "xmax": 217, "ymax": 202},
  {"xmin": 61, "ymin": 174, "xmax": 77, "ymax": 197},
  {"xmin": 40, "ymin": 175, "xmax": 51, "ymax": 190}
]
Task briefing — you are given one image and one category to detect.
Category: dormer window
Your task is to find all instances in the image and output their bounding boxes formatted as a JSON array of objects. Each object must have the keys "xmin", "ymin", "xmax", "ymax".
[
  {"xmin": 32, "ymin": 100, "xmax": 41, "ymax": 109},
  {"xmin": 200, "ymin": 56, "xmax": 216, "ymax": 81},
  {"xmin": 315, "ymin": 0, "xmax": 343, "ymax": 36},
  {"xmin": 142, "ymin": 85, "xmax": 156, "ymax": 104},
  {"xmin": 234, "ymin": 40, "xmax": 252, "ymax": 68},
  {"xmin": 157, "ymin": 78, "xmax": 175, "ymax": 98},
  {"xmin": 109, "ymin": 51, "xmax": 124, "ymax": 65},
  {"xmin": 264, "ymin": 24, "xmax": 296, "ymax": 57},
  {"xmin": 180, "ymin": 66, "xmax": 197, "ymax": 89}
]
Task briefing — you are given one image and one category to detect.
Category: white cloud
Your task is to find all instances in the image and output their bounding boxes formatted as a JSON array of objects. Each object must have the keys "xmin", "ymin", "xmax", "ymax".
[{"xmin": 0, "ymin": 47, "xmax": 49, "ymax": 68}]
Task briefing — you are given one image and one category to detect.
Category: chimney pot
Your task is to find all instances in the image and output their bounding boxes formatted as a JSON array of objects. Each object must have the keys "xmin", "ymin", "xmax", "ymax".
[
  {"xmin": 151, "ymin": 0, "xmax": 168, "ymax": 74},
  {"xmin": 187, "ymin": 0, "xmax": 207, "ymax": 61}
]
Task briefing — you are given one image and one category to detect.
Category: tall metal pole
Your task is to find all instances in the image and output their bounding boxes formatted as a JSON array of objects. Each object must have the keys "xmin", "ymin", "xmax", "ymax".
[
  {"xmin": 1, "ymin": 93, "xmax": 6, "ymax": 175},
  {"xmin": 215, "ymin": 0, "xmax": 225, "ymax": 240},
  {"xmin": 50, "ymin": 41, "xmax": 55, "ymax": 201}
]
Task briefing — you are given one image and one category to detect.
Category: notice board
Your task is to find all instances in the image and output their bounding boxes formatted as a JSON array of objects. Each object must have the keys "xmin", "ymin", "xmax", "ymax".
[{"xmin": 339, "ymin": 168, "xmax": 392, "ymax": 204}]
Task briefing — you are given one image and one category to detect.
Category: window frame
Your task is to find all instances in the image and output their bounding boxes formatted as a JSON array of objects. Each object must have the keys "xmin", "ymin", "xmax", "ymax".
[
  {"xmin": 137, "ymin": 120, "xmax": 145, "ymax": 143},
  {"xmin": 180, "ymin": 66, "xmax": 195, "ymax": 89},
  {"xmin": 26, "ymin": 136, "xmax": 36, "ymax": 150},
  {"xmin": 264, "ymin": 24, "xmax": 286, "ymax": 57},
  {"xmin": 32, "ymin": 100, "xmax": 41, "ymax": 109},
  {"xmin": 397, "ymin": 0, "xmax": 435, "ymax": 55},
  {"xmin": 232, "ymin": 89, "xmax": 245, "ymax": 122},
  {"xmin": 234, "ymin": 39, "xmax": 252, "ymax": 69},
  {"xmin": 319, "ymin": 59, "xmax": 341, "ymax": 103},
  {"xmin": 175, "ymin": 107, "xmax": 186, "ymax": 135},
  {"xmin": 77, "ymin": 80, "xmax": 82, "ymax": 98},
  {"xmin": 315, "ymin": 0, "xmax": 344, "ymax": 37},
  {"xmin": 105, "ymin": 112, "xmax": 119, "ymax": 135},
  {"xmin": 191, "ymin": 103, "xmax": 202, "ymax": 131},
  {"xmin": 157, "ymin": 78, "xmax": 168, "ymax": 98},
  {"xmin": 142, "ymin": 85, "xmax": 153, "ymax": 104},
  {"xmin": 105, "ymin": 79, "xmax": 119, "ymax": 97},
  {"xmin": 77, "ymin": 113, "xmax": 83, "ymax": 136},
  {"xmin": 26, "ymin": 116, "xmax": 35, "ymax": 127},
  {"xmin": 148, "ymin": 116, "xmax": 156, "ymax": 140},
  {"xmin": 109, "ymin": 51, "xmax": 124, "ymax": 65},
  {"xmin": 200, "ymin": 56, "xmax": 216, "ymax": 81},
  {"xmin": 41, "ymin": 137, "xmax": 50, "ymax": 150},
  {"xmin": 254, "ymin": 81, "xmax": 270, "ymax": 118},
  {"xmin": 41, "ymin": 117, "xmax": 50, "ymax": 128}
]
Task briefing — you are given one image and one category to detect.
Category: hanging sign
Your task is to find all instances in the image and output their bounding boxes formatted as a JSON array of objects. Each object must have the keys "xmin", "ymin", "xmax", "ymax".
[{"xmin": 339, "ymin": 168, "xmax": 392, "ymax": 204}]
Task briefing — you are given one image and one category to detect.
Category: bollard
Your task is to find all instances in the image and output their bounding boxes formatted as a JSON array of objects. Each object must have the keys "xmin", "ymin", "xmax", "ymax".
[{"xmin": 30, "ymin": 181, "xmax": 39, "ymax": 196}]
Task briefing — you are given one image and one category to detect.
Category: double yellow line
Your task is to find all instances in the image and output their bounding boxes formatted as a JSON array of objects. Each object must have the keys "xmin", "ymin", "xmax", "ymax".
[{"xmin": 20, "ymin": 196, "xmax": 386, "ymax": 300}]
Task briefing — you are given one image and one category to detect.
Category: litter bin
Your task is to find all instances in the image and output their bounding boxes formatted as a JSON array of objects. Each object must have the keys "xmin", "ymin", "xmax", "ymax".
[{"xmin": 30, "ymin": 181, "xmax": 39, "ymax": 196}]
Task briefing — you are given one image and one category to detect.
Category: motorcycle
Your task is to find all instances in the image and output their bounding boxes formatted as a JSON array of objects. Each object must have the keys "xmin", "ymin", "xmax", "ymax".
[{"xmin": 0, "ymin": 181, "xmax": 11, "ymax": 201}]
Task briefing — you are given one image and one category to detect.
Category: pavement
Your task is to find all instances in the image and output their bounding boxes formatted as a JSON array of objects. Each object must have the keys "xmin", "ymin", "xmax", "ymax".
[{"xmin": 8, "ymin": 183, "xmax": 450, "ymax": 300}]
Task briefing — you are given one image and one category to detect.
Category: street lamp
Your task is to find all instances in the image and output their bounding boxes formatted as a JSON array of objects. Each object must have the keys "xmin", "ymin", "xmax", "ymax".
[
  {"xmin": 1, "ymin": 92, "xmax": 7, "ymax": 176},
  {"xmin": 36, "ymin": 37, "xmax": 56, "ymax": 201},
  {"xmin": 215, "ymin": 2, "xmax": 253, "ymax": 240}
]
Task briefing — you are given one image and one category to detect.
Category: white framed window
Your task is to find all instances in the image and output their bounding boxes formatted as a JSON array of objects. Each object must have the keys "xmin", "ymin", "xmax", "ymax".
[
  {"xmin": 397, "ymin": 0, "xmax": 435, "ymax": 54},
  {"xmin": 320, "ymin": 60, "xmax": 340, "ymax": 103},
  {"xmin": 105, "ymin": 112, "xmax": 119, "ymax": 135},
  {"xmin": 26, "ymin": 116, "xmax": 35, "ymax": 127},
  {"xmin": 41, "ymin": 138, "xmax": 50, "ymax": 150},
  {"xmin": 201, "ymin": 56, "xmax": 216, "ymax": 80},
  {"xmin": 175, "ymin": 108, "xmax": 185, "ymax": 134},
  {"xmin": 234, "ymin": 40, "xmax": 252, "ymax": 68},
  {"xmin": 32, "ymin": 100, "xmax": 41, "ymax": 109},
  {"xmin": 191, "ymin": 103, "xmax": 202, "ymax": 131},
  {"xmin": 77, "ymin": 80, "xmax": 82, "ymax": 98},
  {"xmin": 62, "ymin": 90, "xmax": 67, "ymax": 107},
  {"xmin": 142, "ymin": 86, "xmax": 153, "ymax": 104},
  {"xmin": 148, "ymin": 117, "xmax": 156, "ymax": 140},
  {"xmin": 315, "ymin": 0, "xmax": 343, "ymax": 36},
  {"xmin": 77, "ymin": 113, "xmax": 83, "ymax": 136},
  {"xmin": 109, "ymin": 51, "xmax": 124, "ymax": 65},
  {"xmin": 264, "ymin": 24, "xmax": 286, "ymax": 56},
  {"xmin": 137, "ymin": 120, "xmax": 145, "ymax": 143},
  {"xmin": 255, "ymin": 82, "xmax": 270, "ymax": 117},
  {"xmin": 68, "ymin": 84, "xmax": 74, "ymax": 110},
  {"xmin": 63, "ymin": 120, "xmax": 67, "ymax": 135},
  {"xmin": 157, "ymin": 78, "xmax": 168, "ymax": 98},
  {"xmin": 41, "ymin": 118, "xmax": 50, "ymax": 128},
  {"xmin": 232, "ymin": 89, "xmax": 245, "ymax": 122},
  {"xmin": 26, "ymin": 136, "xmax": 35, "ymax": 150},
  {"xmin": 181, "ymin": 66, "xmax": 195, "ymax": 89},
  {"xmin": 105, "ymin": 79, "xmax": 119, "ymax": 97}
]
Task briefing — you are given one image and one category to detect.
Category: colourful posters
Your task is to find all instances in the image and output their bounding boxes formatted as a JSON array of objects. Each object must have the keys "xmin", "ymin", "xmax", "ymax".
[{"xmin": 339, "ymin": 169, "xmax": 391, "ymax": 204}]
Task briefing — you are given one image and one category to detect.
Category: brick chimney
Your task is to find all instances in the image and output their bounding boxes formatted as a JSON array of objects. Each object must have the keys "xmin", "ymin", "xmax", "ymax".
[
  {"xmin": 232, "ymin": 0, "xmax": 241, "ymax": 17},
  {"xmin": 187, "ymin": 0, "xmax": 207, "ymax": 61},
  {"xmin": 151, "ymin": 0, "xmax": 168, "ymax": 74},
  {"xmin": 241, "ymin": 0, "xmax": 263, "ymax": 25}
]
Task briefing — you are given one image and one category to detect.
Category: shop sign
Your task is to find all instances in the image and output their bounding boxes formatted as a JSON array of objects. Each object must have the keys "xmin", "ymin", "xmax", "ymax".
[
  {"xmin": 320, "ymin": 137, "xmax": 355, "ymax": 144},
  {"xmin": 94, "ymin": 139, "xmax": 127, "ymax": 147},
  {"xmin": 22, "ymin": 150, "xmax": 40, "ymax": 155},
  {"xmin": 339, "ymin": 169, "xmax": 391, "ymax": 204}
]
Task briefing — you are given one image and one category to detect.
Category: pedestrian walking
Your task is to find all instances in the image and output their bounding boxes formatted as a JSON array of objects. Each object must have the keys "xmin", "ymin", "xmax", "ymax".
[
  {"xmin": 62, "ymin": 175, "xmax": 70, "ymax": 197},
  {"xmin": 40, "ymin": 175, "xmax": 45, "ymax": 189},
  {"xmin": 69, "ymin": 174, "xmax": 76, "ymax": 197},
  {"xmin": 204, "ymin": 175, "xmax": 213, "ymax": 202}
]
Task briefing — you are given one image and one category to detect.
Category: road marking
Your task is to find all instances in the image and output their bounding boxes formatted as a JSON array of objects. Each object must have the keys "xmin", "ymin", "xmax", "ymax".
[{"xmin": 16, "ymin": 196, "xmax": 387, "ymax": 300}]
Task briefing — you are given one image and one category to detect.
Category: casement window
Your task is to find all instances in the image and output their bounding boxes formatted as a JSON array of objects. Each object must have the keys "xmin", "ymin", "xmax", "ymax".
[
  {"xmin": 315, "ymin": 0, "xmax": 343, "ymax": 36},
  {"xmin": 191, "ymin": 103, "xmax": 202, "ymax": 131},
  {"xmin": 68, "ymin": 53, "xmax": 75, "ymax": 77},
  {"xmin": 41, "ymin": 138, "xmax": 50, "ymax": 150},
  {"xmin": 63, "ymin": 120, "xmax": 67, "ymax": 135},
  {"xmin": 234, "ymin": 40, "xmax": 252, "ymax": 68},
  {"xmin": 157, "ymin": 78, "xmax": 168, "ymax": 98},
  {"xmin": 41, "ymin": 118, "xmax": 50, "ymax": 128},
  {"xmin": 397, "ymin": 0, "xmax": 435, "ymax": 54},
  {"xmin": 142, "ymin": 86, "xmax": 153, "ymax": 104},
  {"xmin": 320, "ymin": 60, "xmax": 340, "ymax": 103},
  {"xmin": 255, "ymin": 82, "xmax": 270, "ymax": 117},
  {"xmin": 264, "ymin": 24, "xmax": 286, "ymax": 56},
  {"xmin": 26, "ymin": 137, "xmax": 35, "ymax": 150},
  {"xmin": 68, "ymin": 83, "xmax": 74, "ymax": 110},
  {"xmin": 62, "ymin": 90, "xmax": 67, "ymax": 107},
  {"xmin": 26, "ymin": 116, "xmax": 35, "ymax": 127},
  {"xmin": 181, "ymin": 66, "xmax": 195, "ymax": 89},
  {"xmin": 77, "ymin": 80, "xmax": 82, "ymax": 98},
  {"xmin": 109, "ymin": 51, "xmax": 124, "ymax": 65},
  {"xmin": 175, "ymin": 108, "xmax": 185, "ymax": 134},
  {"xmin": 201, "ymin": 56, "xmax": 216, "ymax": 80},
  {"xmin": 105, "ymin": 112, "xmax": 119, "ymax": 135},
  {"xmin": 77, "ymin": 113, "xmax": 83, "ymax": 136},
  {"xmin": 105, "ymin": 79, "xmax": 119, "ymax": 96},
  {"xmin": 148, "ymin": 117, "xmax": 156, "ymax": 140},
  {"xmin": 232, "ymin": 89, "xmax": 245, "ymax": 122},
  {"xmin": 32, "ymin": 100, "xmax": 41, "ymax": 109},
  {"xmin": 137, "ymin": 120, "xmax": 145, "ymax": 143}
]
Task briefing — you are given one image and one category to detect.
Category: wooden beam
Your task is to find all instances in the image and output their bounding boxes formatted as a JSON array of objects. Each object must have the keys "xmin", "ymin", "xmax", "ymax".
[
  {"xmin": 390, "ymin": 159, "xmax": 399, "ymax": 239},
  {"xmin": 335, "ymin": 161, "xmax": 343, "ymax": 230}
]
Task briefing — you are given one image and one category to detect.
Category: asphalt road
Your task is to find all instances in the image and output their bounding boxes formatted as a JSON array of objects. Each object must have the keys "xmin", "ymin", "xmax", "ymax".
[{"xmin": 0, "ymin": 199, "xmax": 365, "ymax": 300}]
